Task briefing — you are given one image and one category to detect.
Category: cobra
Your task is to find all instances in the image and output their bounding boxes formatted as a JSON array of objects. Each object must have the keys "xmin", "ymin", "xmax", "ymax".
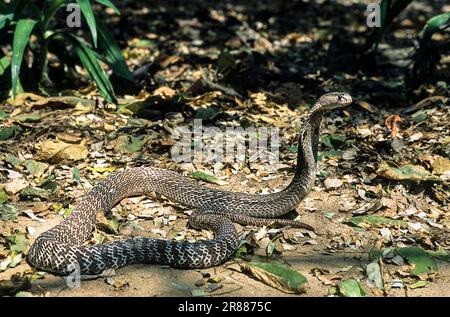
[{"xmin": 27, "ymin": 92, "xmax": 352, "ymax": 275}]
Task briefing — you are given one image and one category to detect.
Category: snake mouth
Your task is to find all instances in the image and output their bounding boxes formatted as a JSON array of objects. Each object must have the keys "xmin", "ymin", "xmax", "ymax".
[{"xmin": 337, "ymin": 93, "xmax": 353, "ymax": 106}]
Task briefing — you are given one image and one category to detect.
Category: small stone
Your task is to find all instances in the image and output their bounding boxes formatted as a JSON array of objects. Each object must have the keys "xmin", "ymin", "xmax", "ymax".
[
  {"xmin": 195, "ymin": 279, "xmax": 205, "ymax": 287},
  {"xmin": 324, "ymin": 178, "xmax": 343, "ymax": 189}
]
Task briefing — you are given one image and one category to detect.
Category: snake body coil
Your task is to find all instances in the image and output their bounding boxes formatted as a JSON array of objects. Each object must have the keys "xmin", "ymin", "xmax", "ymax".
[{"xmin": 27, "ymin": 92, "xmax": 352, "ymax": 275}]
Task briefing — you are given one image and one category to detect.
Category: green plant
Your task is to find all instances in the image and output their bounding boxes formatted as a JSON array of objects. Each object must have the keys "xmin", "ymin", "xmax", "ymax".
[
  {"xmin": 0, "ymin": 0, "xmax": 134, "ymax": 103},
  {"xmin": 364, "ymin": 0, "xmax": 414, "ymax": 53},
  {"xmin": 412, "ymin": 12, "xmax": 450, "ymax": 77}
]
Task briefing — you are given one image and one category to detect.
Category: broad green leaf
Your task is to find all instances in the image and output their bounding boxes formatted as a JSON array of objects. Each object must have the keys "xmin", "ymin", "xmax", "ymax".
[
  {"xmin": 20, "ymin": 186, "xmax": 50, "ymax": 200},
  {"xmin": 68, "ymin": 34, "xmax": 117, "ymax": 103},
  {"xmin": 396, "ymin": 247, "xmax": 438, "ymax": 276},
  {"xmin": 8, "ymin": 233, "xmax": 28, "ymax": 253},
  {"xmin": 347, "ymin": 215, "xmax": 407, "ymax": 228},
  {"xmin": 0, "ymin": 126, "xmax": 21, "ymax": 141},
  {"xmin": 24, "ymin": 160, "xmax": 49, "ymax": 178},
  {"xmin": 376, "ymin": 161, "xmax": 431, "ymax": 181},
  {"xmin": 95, "ymin": 0, "xmax": 120, "ymax": 14},
  {"xmin": 97, "ymin": 20, "xmax": 134, "ymax": 82},
  {"xmin": 0, "ymin": 55, "xmax": 10, "ymax": 76},
  {"xmin": 411, "ymin": 110, "xmax": 428, "ymax": 122},
  {"xmin": 12, "ymin": 19, "xmax": 37, "ymax": 98},
  {"xmin": 191, "ymin": 171, "xmax": 228, "ymax": 186},
  {"xmin": 239, "ymin": 261, "xmax": 308, "ymax": 294},
  {"xmin": 3, "ymin": 153, "xmax": 21, "ymax": 167},
  {"xmin": 76, "ymin": 0, "xmax": 97, "ymax": 47},
  {"xmin": 338, "ymin": 279, "xmax": 366, "ymax": 297}
]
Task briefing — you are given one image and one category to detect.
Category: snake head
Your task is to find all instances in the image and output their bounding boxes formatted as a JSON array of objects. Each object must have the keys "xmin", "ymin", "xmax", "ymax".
[{"xmin": 317, "ymin": 92, "xmax": 353, "ymax": 110}]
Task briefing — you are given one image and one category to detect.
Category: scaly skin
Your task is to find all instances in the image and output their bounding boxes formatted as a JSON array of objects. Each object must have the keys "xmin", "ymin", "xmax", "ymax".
[{"xmin": 27, "ymin": 92, "xmax": 352, "ymax": 275}]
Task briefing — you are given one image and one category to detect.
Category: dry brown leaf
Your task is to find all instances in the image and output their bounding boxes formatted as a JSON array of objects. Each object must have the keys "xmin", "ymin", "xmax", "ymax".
[
  {"xmin": 385, "ymin": 114, "xmax": 402, "ymax": 138},
  {"xmin": 153, "ymin": 86, "xmax": 176, "ymax": 99},
  {"xmin": 36, "ymin": 140, "xmax": 88, "ymax": 163}
]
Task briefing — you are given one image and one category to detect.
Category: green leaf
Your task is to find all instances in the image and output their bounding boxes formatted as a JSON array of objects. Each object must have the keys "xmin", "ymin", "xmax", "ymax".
[
  {"xmin": 239, "ymin": 261, "xmax": 308, "ymax": 294},
  {"xmin": 427, "ymin": 249, "xmax": 450, "ymax": 262},
  {"xmin": 12, "ymin": 19, "xmax": 37, "ymax": 98},
  {"xmin": 376, "ymin": 161, "xmax": 431, "ymax": 181},
  {"xmin": 43, "ymin": 0, "xmax": 67, "ymax": 31},
  {"xmin": 120, "ymin": 135, "xmax": 147, "ymax": 153},
  {"xmin": 95, "ymin": 0, "xmax": 120, "ymax": 14},
  {"xmin": 0, "ymin": 55, "xmax": 10, "ymax": 76},
  {"xmin": 190, "ymin": 288, "xmax": 206, "ymax": 297},
  {"xmin": 67, "ymin": 34, "xmax": 117, "ymax": 103},
  {"xmin": 421, "ymin": 13, "xmax": 450, "ymax": 43},
  {"xmin": 195, "ymin": 107, "xmax": 223, "ymax": 121},
  {"xmin": 191, "ymin": 171, "xmax": 228, "ymax": 186},
  {"xmin": 0, "ymin": 126, "xmax": 21, "ymax": 141},
  {"xmin": 347, "ymin": 215, "xmax": 407, "ymax": 228},
  {"xmin": 322, "ymin": 134, "xmax": 345, "ymax": 149},
  {"xmin": 72, "ymin": 167, "xmax": 81, "ymax": 183},
  {"xmin": 409, "ymin": 280, "xmax": 428, "ymax": 289},
  {"xmin": 8, "ymin": 233, "xmax": 28, "ymax": 253},
  {"xmin": 411, "ymin": 110, "xmax": 428, "ymax": 122},
  {"xmin": 97, "ymin": 20, "xmax": 135, "ymax": 82},
  {"xmin": 338, "ymin": 279, "xmax": 366, "ymax": 297},
  {"xmin": 0, "ymin": 109, "xmax": 6, "ymax": 121},
  {"xmin": 0, "ymin": 13, "xmax": 14, "ymax": 30},
  {"xmin": 76, "ymin": 0, "xmax": 97, "ymax": 47},
  {"xmin": 0, "ymin": 189, "xmax": 8, "ymax": 204},
  {"xmin": 24, "ymin": 160, "xmax": 49, "ymax": 178},
  {"xmin": 3, "ymin": 153, "xmax": 21, "ymax": 167},
  {"xmin": 12, "ymin": 113, "xmax": 42, "ymax": 122},
  {"xmin": 20, "ymin": 186, "xmax": 50, "ymax": 200},
  {"xmin": 396, "ymin": 247, "xmax": 438, "ymax": 276}
]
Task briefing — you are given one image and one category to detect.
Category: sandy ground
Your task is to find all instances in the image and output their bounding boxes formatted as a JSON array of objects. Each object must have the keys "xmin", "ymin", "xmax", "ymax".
[{"xmin": 1, "ymin": 177, "xmax": 449, "ymax": 297}]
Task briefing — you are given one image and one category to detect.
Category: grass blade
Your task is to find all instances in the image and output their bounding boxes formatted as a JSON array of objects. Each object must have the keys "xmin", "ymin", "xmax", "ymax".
[
  {"xmin": 43, "ymin": 0, "xmax": 67, "ymax": 31},
  {"xmin": 75, "ymin": 0, "xmax": 97, "ymax": 47},
  {"xmin": 67, "ymin": 34, "xmax": 117, "ymax": 103},
  {"xmin": 95, "ymin": 0, "xmax": 120, "ymax": 14},
  {"xmin": 97, "ymin": 20, "xmax": 135, "ymax": 82},
  {"xmin": 12, "ymin": 19, "xmax": 36, "ymax": 98},
  {"xmin": 0, "ymin": 56, "xmax": 10, "ymax": 76}
]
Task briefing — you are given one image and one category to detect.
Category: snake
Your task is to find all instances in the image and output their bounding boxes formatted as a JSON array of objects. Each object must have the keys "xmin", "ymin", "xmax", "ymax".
[{"xmin": 27, "ymin": 92, "xmax": 352, "ymax": 275}]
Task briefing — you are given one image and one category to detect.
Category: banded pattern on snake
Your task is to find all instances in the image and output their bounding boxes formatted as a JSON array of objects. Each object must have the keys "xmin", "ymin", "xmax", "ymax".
[{"xmin": 27, "ymin": 92, "xmax": 352, "ymax": 275}]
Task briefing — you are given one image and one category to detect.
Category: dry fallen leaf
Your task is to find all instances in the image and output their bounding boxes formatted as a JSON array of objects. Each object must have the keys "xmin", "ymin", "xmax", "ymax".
[
  {"xmin": 385, "ymin": 114, "xmax": 402, "ymax": 138},
  {"xmin": 36, "ymin": 140, "xmax": 88, "ymax": 163}
]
